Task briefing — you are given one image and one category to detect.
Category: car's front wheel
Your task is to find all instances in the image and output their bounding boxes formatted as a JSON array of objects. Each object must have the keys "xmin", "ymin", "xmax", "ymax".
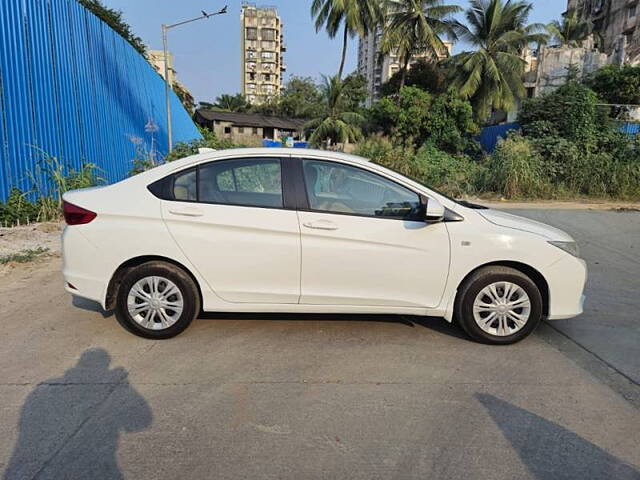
[
  {"xmin": 455, "ymin": 266, "xmax": 543, "ymax": 345},
  {"xmin": 115, "ymin": 261, "xmax": 200, "ymax": 339}
]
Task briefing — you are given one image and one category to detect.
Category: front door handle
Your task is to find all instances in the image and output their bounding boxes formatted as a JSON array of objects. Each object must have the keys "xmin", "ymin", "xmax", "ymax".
[
  {"xmin": 303, "ymin": 220, "xmax": 338, "ymax": 231},
  {"xmin": 169, "ymin": 207, "xmax": 204, "ymax": 217}
]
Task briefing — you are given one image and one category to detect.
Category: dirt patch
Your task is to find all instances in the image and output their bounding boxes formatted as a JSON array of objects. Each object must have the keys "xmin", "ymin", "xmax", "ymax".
[{"xmin": 0, "ymin": 222, "xmax": 63, "ymax": 257}]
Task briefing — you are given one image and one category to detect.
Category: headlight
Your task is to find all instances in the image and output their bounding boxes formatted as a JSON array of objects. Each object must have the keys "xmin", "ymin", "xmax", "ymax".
[{"xmin": 548, "ymin": 241, "xmax": 580, "ymax": 258}]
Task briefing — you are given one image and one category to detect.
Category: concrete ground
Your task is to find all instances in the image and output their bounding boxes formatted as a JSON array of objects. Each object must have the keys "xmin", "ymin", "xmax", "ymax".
[{"xmin": 0, "ymin": 209, "xmax": 638, "ymax": 480}]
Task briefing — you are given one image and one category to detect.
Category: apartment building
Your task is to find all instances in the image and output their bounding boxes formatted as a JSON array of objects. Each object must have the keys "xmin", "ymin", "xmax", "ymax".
[
  {"xmin": 357, "ymin": 27, "xmax": 452, "ymax": 105},
  {"xmin": 568, "ymin": 0, "xmax": 640, "ymax": 64},
  {"xmin": 240, "ymin": 3, "xmax": 287, "ymax": 105}
]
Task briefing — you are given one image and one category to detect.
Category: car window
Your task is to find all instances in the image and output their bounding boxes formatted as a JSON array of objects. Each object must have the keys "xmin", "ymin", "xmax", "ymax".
[
  {"xmin": 302, "ymin": 160, "xmax": 421, "ymax": 219},
  {"xmin": 173, "ymin": 168, "xmax": 197, "ymax": 202},
  {"xmin": 199, "ymin": 158, "xmax": 283, "ymax": 208}
]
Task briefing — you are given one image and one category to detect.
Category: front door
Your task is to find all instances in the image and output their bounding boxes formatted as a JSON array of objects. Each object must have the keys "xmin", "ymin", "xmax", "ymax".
[
  {"xmin": 297, "ymin": 159, "xmax": 450, "ymax": 308},
  {"xmin": 161, "ymin": 157, "xmax": 300, "ymax": 304}
]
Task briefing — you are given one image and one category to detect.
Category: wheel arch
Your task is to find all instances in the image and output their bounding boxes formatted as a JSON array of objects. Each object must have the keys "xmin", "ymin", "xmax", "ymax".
[
  {"xmin": 454, "ymin": 261, "xmax": 550, "ymax": 317},
  {"xmin": 105, "ymin": 255, "xmax": 204, "ymax": 312}
]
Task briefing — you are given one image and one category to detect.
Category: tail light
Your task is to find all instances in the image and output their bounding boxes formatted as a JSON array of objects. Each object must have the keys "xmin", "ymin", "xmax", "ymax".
[{"xmin": 63, "ymin": 201, "xmax": 97, "ymax": 225}]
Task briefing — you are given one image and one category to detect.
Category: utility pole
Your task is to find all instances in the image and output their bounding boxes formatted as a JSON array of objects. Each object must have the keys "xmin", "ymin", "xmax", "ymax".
[
  {"xmin": 162, "ymin": 24, "xmax": 172, "ymax": 152},
  {"xmin": 162, "ymin": 6, "xmax": 228, "ymax": 153}
]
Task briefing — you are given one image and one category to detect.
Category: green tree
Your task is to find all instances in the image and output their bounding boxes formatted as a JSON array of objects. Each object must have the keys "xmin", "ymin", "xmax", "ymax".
[
  {"xmin": 273, "ymin": 77, "xmax": 325, "ymax": 118},
  {"xmin": 380, "ymin": 58, "xmax": 448, "ymax": 96},
  {"xmin": 311, "ymin": 0, "xmax": 383, "ymax": 79},
  {"xmin": 449, "ymin": 0, "xmax": 548, "ymax": 122},
  {"xmin": 369, "ymin": 86, "xmax": 478, "ymax": 152},
  {"xmin": 546, "ymin": 8, "xmax": 591, "ymax": 47},
  {"xmin": 341, "ymin": 73, "xmax": 368, "ymax": 111},
  {"xmin": 210, "ymin": 93, "xmax": 250, "ymax": 113},
  {"xmin": 77, "ymin": 0, "xmax": 146, "ymax": 55},
  {"xmin": 380, "ymin": 0, "xmax": 460, "ymax": 89},
  {"xmin": 587, "ymin": 65, "xmax": 640, "ymax": 105},
  {"xmin": 303, "ymin": 76, "xmax": 365, "ymax": 149}
]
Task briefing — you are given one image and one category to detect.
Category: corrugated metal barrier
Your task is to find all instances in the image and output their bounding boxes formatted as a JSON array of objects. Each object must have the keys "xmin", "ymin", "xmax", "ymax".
[
  {"xmin": 479, "ymin": 122, "xmax": 640, "ymax": 153},
  {"xmin": 478, "ymin": 122, "xmax": 520, "ymax": 153},
  {"xmin": 0, "ymin": 0, "xmax": 201, "ymax": 201}
]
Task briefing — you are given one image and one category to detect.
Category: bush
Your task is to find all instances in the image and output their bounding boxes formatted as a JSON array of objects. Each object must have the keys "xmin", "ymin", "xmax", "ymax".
[
  {"xmin": 483, "ymin": 136, "xmax": 550, "ymax": 199},
  {"xmin": 520, "ymin": 82, "xmax": 607, "ymax": 146},
  {"xmin": 0, "ymin": 188, "xmax": 40, "ymax": 227},
  {"xmin": 0, "ymin": 151, "xmax": 103, "ymax": 227},
  {"xmin": 354, "ymin": 137, "xmax": 484, "ymax": 198},
  {"xmin": 519, "ymin": 81, "xmax": 640, "ymax": 200},
  {"xmin": 368, "ymin": 87, "xmax": 479, "ymax": 154},
  {"xmin": 528, "ymin": 135, "xmax": 582, "ymax": 184}
]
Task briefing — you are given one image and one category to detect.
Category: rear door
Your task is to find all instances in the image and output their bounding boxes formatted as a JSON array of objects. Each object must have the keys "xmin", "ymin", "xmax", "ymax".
[
  {"xmin": 296, "ymin": 158, "xmax": 450, "ymax": 308},
  {"xmin": 160, "ymin": 156, "xmax": 301, "ymax": 304}
]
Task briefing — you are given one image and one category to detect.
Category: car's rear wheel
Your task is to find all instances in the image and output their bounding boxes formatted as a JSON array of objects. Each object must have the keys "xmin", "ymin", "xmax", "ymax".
[
  {"xmin": 455, "ymin": 266, "xmax": 543, "ymax": 345},
  {"xmin": 115, "ymin": 261, "xmax": 200, "ymax": 339}
]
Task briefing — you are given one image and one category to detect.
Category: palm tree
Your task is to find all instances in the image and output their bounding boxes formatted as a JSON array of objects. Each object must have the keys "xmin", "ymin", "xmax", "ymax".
[
  {"xmin": 449, "ymin": 0, "xmax": 548, "ymax": 122},
  {"xmin": 303, "ymin": 76, "xmax": 365, "ymax": 149},
  {"xmin": 312, "ymin": 0, "xmax": 383, "ymax": 79},
  {"xmin": 213, "ymin": 93, "xmax": 249, "ymax": 112},
  {"xmin": 547, "ymin": 9, "xmax": 591, "ymax": 47},
  {"xmin": 380, "ymin": 0, "xmax": 461, "ymax": 90}
]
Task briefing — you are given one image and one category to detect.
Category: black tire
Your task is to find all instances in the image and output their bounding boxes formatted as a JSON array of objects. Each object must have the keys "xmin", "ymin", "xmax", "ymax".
[
  {"xmin": 115, "ymin": 261, "xmax": 200, "ymax": 339},
  {"xmin": 454, "ymin": 266, "xmax": 543, "ymax": 345}
]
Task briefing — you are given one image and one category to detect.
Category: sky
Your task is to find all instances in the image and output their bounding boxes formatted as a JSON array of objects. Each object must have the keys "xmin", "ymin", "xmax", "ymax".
[{"xmin": 103, "ymin": 0, "xmax": 566, "ymax": 103}]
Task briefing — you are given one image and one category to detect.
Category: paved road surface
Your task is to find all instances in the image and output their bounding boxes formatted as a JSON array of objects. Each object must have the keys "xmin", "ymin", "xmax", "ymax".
[
  {"xmin": 0, "ymin": 209, "xmax": 638, "ymax": 479},
  {"xmin": 508, "ymin": 209, "xmax": 640, "ymax": 385}
]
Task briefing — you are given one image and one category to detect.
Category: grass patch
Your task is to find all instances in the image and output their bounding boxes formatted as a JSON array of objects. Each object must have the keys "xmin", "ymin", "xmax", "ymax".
[{"xmin": 0, "ymin": 247, "xmax": 50, "ymax": 265}]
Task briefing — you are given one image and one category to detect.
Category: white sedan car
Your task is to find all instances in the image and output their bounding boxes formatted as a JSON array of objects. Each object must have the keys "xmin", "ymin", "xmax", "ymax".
[{"xmin": 62, "ymin": 148, "xmax": 586, "ymax": 344}]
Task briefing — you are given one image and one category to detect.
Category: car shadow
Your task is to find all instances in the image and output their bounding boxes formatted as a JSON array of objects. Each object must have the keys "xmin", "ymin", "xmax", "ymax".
[
  {"xmin": 199, "ymin": 312, "xmax": 472, "ymax": 341},
  {"xmin": 476, "ymin": 393, "xmax": 640, "ymax": 479},
  {"xmin": 3, "ymin": 348, "xmax": 152, "ymax": 480},
  {"xmin": 72, "ymin": 296, "xmax": 114, "ymax": 318}
]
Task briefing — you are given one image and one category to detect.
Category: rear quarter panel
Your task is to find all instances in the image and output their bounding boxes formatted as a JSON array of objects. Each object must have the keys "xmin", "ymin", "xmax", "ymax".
[{"xmin": 63, "ymin": 179, "xmax": 213, "ymax": 309}]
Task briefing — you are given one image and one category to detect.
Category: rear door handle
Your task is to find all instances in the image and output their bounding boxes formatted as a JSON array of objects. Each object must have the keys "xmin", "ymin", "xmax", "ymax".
[
  {"xmin": 303, "ymin": 220, "xmax": 338, "ymax": 231},
  {"xmin": 169, "ymin": 207, "xmax": 204, "ymax": 217}
]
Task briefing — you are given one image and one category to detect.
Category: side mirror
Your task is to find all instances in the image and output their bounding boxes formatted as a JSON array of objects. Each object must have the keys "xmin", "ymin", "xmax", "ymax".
[{"xmin": 423, "ymin": 197, "xmax": 445, "ymax": 223}]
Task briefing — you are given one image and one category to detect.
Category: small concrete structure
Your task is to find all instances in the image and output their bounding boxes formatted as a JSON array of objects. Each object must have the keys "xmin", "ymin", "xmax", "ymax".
[
  {"xmin": 194, "ymin": 110, "xmax": 306, "ymax": 146},
  {"xmin": 533, "ymin": 37, "xmax": 610, "ymax": 96}
]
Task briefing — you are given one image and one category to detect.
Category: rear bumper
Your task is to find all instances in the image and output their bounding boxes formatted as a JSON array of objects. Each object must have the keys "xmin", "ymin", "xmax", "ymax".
[
  {"xmin": 545, "ymin": 256, "xmax": 587, "ymax": 320},
  {"xmin": 62, "ymin": 227, "xmax": 109, "ymax": 307}
]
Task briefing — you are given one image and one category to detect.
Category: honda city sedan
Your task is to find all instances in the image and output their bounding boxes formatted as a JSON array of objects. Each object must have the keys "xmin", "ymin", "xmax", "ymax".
[{"xmin": 62, "ymin": 148, "xmax": 587, "ymax": 344}]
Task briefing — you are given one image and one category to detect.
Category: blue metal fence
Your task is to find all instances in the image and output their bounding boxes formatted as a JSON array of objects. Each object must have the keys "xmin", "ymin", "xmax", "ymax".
[
  {"xmin": 479, "ymin": 121, "xmax": 640, "ymax": 153},
  {"xmin": 619, "ymin": 122, "xmax": 640, "ymax": 136},
  {"xmin": 0, "ymin": 0, "xmax": 201, "ymax": 201},
  {"xmin": 478, "ymin": 122, "xmax": 521, "ymax": 153}
]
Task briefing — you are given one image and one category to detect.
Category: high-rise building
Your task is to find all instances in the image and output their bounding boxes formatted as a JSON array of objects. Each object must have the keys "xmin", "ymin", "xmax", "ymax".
[
  {"xmin": 567, "ymin": 0, "xmax": 640, "ymax": 64},
  {"xmin": 240, "ymin": 3, "xmax": 287, "ymax": 105},
  {"xmin": 357, "ymin": 27, "xmax": 452, "ymax": 105}
]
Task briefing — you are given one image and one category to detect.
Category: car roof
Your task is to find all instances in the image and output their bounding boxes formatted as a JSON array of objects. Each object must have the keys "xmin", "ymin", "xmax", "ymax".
[
  {"xmin": 122, "ymin": 147, "xmax": 457, "ymax": 210},
  {"xmin": 140, "ymin": 148, "xmax": 372, "ymax": 182}
]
